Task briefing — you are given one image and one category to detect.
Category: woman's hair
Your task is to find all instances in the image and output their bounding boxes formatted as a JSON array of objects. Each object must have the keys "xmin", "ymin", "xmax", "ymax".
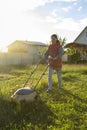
[
  {"xmin": 51, "ymin": 34, "xmax": 60, "ymax": 44},
  {"xmin": 51, "ymin": 34, "xmax": 58, "ymax": 39}
]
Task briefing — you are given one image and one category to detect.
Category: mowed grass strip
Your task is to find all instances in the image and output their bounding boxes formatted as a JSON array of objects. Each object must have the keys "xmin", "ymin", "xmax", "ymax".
[{"xmin": 0, "ymin": 64, "xmax": 87, "ymax": 130}]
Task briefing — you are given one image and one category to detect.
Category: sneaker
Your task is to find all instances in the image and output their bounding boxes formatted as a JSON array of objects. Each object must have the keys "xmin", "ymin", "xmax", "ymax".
[{"xmin": 46, "ymin": 89, "xmax": 52, "ymax": 93}]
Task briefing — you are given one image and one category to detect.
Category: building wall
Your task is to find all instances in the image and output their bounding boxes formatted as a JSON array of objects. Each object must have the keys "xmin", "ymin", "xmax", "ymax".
[{"xmin": 62, "ymin": 54, "xmax": 68, "ymax": 62}]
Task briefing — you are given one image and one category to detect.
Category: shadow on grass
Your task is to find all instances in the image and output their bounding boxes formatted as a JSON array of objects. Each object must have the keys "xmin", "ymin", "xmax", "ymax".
[
  {"xmin": 61, "ymin": 88, "xmax": 87, "ymax": 112},
  {"xmin": 47, "ymin": 81, "xmax": 87, "ymax": 102},
  {"xmin": 81, "ymin": 70, "xmax": 87, "ymax": 75},
  {"xmin": 0, "ymin": 97, "xmax": 57, "ymax": 130},
  {"xmin": 62, "ymin": 75, "xmax": 79, "ymax": 82},
  {"xmin": 61, "ymin": 88, "xmax": 87, "ymax": 103},
  {"xmin": 38, "ymin": 81, "xmax": 87, "ymax": 104},
  {"xmin": 48, "ymin": 86, "xmax": 87, "ymax": 112}
]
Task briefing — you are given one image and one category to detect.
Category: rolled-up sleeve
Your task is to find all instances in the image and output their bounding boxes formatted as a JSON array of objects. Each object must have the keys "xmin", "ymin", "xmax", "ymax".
[{"xmin": 56, "ymin": 46, "xmax": 63, "ymax": 59}]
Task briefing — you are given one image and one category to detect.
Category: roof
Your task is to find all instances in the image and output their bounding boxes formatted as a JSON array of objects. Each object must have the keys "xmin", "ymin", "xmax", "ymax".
[
  {"xmin": 8, "ymin": 40, "xmax": 46, "ymax": 48},
  {"xmin": 65, "ymin": 42, "xmax": 87, "ymax": 49},
  {"xmin": 74, "ymin": 26, "xmax": 87, "ymax": 42},
  {"xmin": 65, "ymin": 26, "xmax": 87, "ymax": 48},
  {"xmin": 25, "ymin": 40, "xmax": 46, "ymax": 46}
]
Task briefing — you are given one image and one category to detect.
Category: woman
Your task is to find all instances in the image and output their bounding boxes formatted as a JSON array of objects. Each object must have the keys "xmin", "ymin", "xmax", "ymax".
[{"xmin": 43, "ymin": 34, "xmax": 63, "ymax": 92}]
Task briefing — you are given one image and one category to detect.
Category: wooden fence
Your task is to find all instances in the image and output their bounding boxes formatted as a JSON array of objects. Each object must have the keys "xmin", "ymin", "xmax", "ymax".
[{"xmin": 0, "ymin": 52, "xmax": 68, "ymax": 65}]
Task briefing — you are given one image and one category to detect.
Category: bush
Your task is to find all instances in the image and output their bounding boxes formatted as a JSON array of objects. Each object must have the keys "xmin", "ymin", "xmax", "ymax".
[{"xmin": 69, "ymin": 51, "xmax": 81, "ymax": 63}]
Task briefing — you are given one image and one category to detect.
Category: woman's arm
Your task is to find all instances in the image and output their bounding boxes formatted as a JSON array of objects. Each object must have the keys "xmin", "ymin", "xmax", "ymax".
[{"xmin": 54, "ymin": 46, "xmax": 63, "ymax": 59}]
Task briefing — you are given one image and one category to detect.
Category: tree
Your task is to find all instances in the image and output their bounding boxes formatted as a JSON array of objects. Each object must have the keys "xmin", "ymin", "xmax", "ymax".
[
  {"xmin": 65, "ymin": 48, "xmax": 75, "ymax": 55},
  {"xmin": 58, "ymin": 36, "xmax": 66, "ymax": 48},
  {"xmin": 70, "ymin": 51, "xmax": 81, "ymax": 63},
  {"xmin": 58, "ymin": 36, "xmax": 67, "ymax": 54}
]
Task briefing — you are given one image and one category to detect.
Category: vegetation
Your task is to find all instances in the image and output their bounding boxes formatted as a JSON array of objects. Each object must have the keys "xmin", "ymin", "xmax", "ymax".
[
  {"xmin": 0, "ymin": 64, "xmax": 87, "ymax": 130},
  {"xmin": 70, "ymin": 51, "xmax": 81, "ymax": 63},
  {"xmin": 59, "ymin": 37, "xmax": 66, "ymax": 48}
]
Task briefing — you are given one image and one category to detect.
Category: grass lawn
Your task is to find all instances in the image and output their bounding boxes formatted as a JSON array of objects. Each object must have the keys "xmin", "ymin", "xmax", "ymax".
[{"xmin": 0, "ymin": 64, "xmax": 87, "ymax": 130}]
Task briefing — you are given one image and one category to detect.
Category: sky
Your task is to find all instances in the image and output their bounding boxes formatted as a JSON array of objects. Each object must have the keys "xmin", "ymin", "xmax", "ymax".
[{"xmin": 0, "ymin": 0, "xmax": 87, "ymax": 51}]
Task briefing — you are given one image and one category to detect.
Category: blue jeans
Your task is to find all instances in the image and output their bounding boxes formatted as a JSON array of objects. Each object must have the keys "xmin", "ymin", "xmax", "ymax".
[{"xmin": 48, "ymin": 66, "xmax": 62, "ymax": 90}]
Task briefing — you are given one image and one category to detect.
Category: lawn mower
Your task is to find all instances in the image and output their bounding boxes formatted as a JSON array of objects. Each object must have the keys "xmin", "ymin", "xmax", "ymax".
[{"xmin": 11, "ymin": 60, "xmax": 48, "ymax": 102}]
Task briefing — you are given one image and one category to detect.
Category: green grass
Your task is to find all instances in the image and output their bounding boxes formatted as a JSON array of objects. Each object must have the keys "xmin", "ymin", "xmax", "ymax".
[{"xmin": 0, "ymin": 64, "xmax": 87, "ymax": 130}]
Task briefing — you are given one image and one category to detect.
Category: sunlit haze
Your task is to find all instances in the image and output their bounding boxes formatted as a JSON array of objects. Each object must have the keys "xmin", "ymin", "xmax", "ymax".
[{"xmin": 0, "ymin": 0, "xmax": 87, "ymax": 51}]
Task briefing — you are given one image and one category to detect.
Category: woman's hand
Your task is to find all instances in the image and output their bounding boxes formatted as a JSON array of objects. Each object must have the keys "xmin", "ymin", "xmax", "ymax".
[
  {"xmin": 48, "ymin": 56, "xmax": 54, "ymax": 60},
  {"xmin": 49, "ymin": 56, "xmax": 57, "ymax": 60},
  {"xmin": 53, "ymin": 57, "xmax": 57, "ymax": 60}
]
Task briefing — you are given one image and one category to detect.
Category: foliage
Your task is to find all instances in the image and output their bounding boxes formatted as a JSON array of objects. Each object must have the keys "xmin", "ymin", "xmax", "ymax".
[
  {"xmin": 58, "ymin": 36, "xmax": 66, "ymax": 48},
  {"xmin": 38, "ymin": 46, "xmax": 48, "ymax": 58},
  {"xmin": 0, "ymin": 64, "xmax": 87, "ymax": 130},
  {"xmin": 65, "ymin": 48, "xmax": 75, "ymax": 55},
  {"xmin": 69, "ymin": 51, "xmax": 81, "ymax": 63},
  {"xmin": 65, "ymin": 48, "xmax": 82, "ymax": 63},
  {"xmin": 58, "ymin": 36, "xmax": 67, "ymax": 54}
]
